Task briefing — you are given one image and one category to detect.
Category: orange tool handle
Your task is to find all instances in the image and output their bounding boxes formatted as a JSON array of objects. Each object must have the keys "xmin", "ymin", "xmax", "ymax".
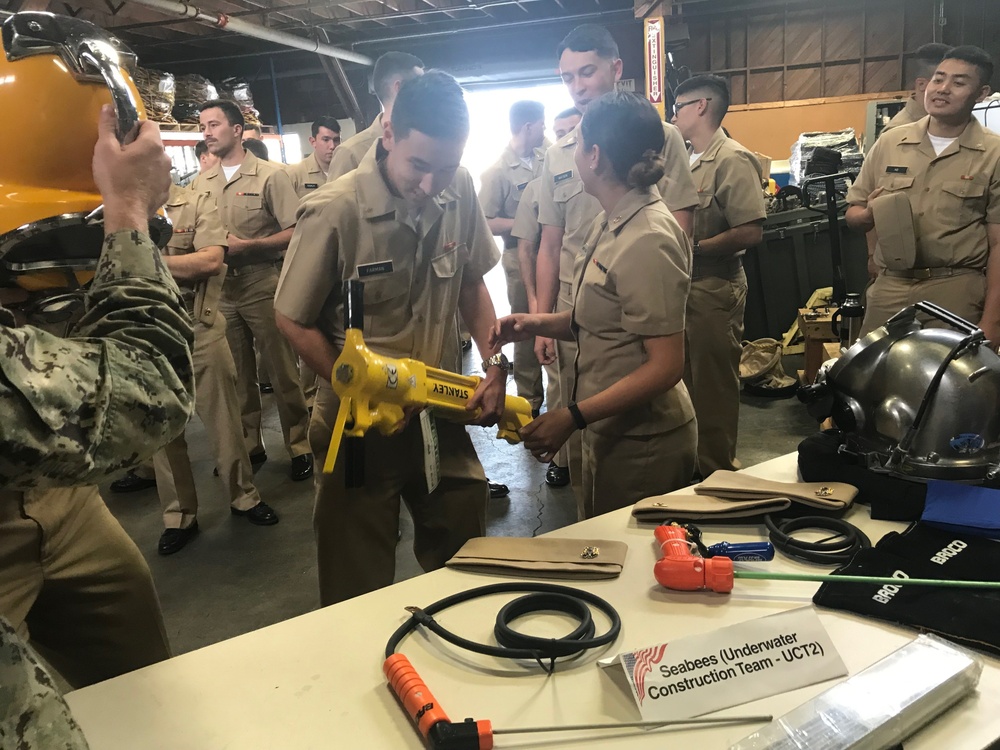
[
  {"xmin": 384, "ymin": 653, "xmax": 493, "ymax": 749},
  {"xmin": 653, "ymin": 525, "xmax": 734, "ymax": 593}
]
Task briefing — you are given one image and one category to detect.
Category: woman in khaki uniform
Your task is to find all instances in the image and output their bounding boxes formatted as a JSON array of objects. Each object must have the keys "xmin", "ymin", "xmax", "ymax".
[{"xmin": 492, "ymin": 91, "xmax": 696, "ymax": 518}]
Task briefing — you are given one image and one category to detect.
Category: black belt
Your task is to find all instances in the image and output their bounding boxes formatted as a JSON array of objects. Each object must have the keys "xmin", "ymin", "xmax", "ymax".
[
  {"xmin": 691, "ymin": 257, "xmax": 742, "ymax": 280},
  {"xmin": 882, "ymin": 266, "xmax": 982, "ymax": 280},
  {"xmin": 226, "ymin": 259, "xmax": 282, "ymax": 277}
]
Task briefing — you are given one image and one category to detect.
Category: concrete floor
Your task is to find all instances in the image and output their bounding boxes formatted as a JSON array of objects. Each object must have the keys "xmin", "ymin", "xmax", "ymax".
[{"xmin": 100, "ymin": 264, "xmax": 818, "ymax": 657}]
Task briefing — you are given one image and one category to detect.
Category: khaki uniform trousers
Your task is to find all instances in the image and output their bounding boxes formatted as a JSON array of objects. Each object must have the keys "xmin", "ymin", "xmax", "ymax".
[
  {"xmin": 310, "ymin": 382, "xmax": 488, "ymax": 606},
  {"xmin": 859, "ymin": 270, "xmax": 986, "ymax": 337},
  {"xmin": 220, "ymin": 263, "xmax": 311, "ymax": 459},
  {"xmin": 0, "ymin": 487, "xmax": 170, "ymax": 688},
  {"xmin": 682, "ymin": 268, "xmax": 748, "ymax": 477},
  {"xmin": 502, "ymin": 250, "xmax": 544, "ymax": 411},
  {"xmin": 582, "ymin": 420, "xmax": 698, "ymax": 519},
  {"xmin": 154, "ymin": 317, "xmax": 261, "ymax": 529},
  {"xmin": 556, "ymin": 281, "xmax": 584, "ymax": 516}
]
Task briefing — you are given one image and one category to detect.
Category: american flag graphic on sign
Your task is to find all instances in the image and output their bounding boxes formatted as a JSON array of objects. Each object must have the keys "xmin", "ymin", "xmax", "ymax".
[{"xmin": 622, "ymin": 644, "xmax": 669, "ymax": 705}]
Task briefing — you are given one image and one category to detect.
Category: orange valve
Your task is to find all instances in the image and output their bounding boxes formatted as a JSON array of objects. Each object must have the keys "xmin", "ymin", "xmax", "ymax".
[{"xmin": 653, "ymin": 524, "xmax": 734, "ymax": 593}]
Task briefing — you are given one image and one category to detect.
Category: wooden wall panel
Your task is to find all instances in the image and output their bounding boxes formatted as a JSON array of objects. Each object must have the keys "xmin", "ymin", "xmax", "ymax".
[
  {"xmin": 824, "ymin": 62, "xmax": 861, "ymax": 97},
  {"xmin": 823, "ymin": 9, "xmax": 863, "ymax": 61},
  {"xmin": 686, "ymin": 21, "xmax": 712, "ymax": 72},
  {"xmin": 729, "ymin": 18, "xmax": 747, "ymax": 70},
  {"xmin": 903, "ymin": 0, "xmax": 935, "ymax": 48},
  {"xmin": 749, "ymin": 70, "xmax": 784, "ymax": 103},
  {"xmin": 864, "ymin": 0, "xmax": 904, "ymax": 58},
  {"xmin": 729, "ymin": 73, "xmax": 747, "ymax": 106},
  {"xmin": 748, "ymin": 12, "xmax": 785, "ymax": 68},
  {"xmin": 710, "ymin": 22, "xmax": 727, "ymax": 71},
  {"xmin": 864, "ymin": 59, "xmax": 901, "ymax": 93},
  {"xmin": 785, "ymin": 67, "xmax": 823, "ymax": 100},
  {"xmin": 785, "ymin": 8, "xmax": 823, "ymax": 66}
]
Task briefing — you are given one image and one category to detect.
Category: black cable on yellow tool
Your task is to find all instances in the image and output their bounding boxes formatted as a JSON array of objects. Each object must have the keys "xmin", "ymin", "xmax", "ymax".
[
  {"xmin": 764, "ymin": 514, "xmax": 870, "ymax": 565},
  {"xmin": 383, "ymin": 582, "xmax": 770, "ymax": 749}
]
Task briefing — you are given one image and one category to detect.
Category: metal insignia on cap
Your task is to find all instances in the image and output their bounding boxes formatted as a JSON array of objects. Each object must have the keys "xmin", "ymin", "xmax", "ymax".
[
  {"xmin": 815, "ymin": 487, "xmax": 834, "ymax": 497},
  {"xmin": 581, "ymin": 546, "xmax": 600, "ymax": 559}
]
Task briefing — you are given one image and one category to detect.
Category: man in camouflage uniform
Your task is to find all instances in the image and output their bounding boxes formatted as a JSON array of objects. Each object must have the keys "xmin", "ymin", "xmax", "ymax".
[{"xmin": 0, "ymin": 106, "xmax": 195, "ymax": 739}]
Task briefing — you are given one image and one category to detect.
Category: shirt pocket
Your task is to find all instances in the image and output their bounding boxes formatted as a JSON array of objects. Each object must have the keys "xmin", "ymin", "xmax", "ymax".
[
  {"xmin": 877, "ymin": 175, "xmax": 915, "ymax": 192},
  {"xmin": 232, "ymin": 194, "xmax": 268, "ymax": 237},
  {"xmin": 166, "ymin": 228, "xmax": 195, "ymax": 255},
  {"xmin": 554, "ymin": 179, "xmax": 587, "ymax": 232},
  {"xmin": 360, "ymin": 270, "xmax": 410, "ymax": 338},
  {"xmin": 431, "ymin": 245, "xmax": 467, "ymax": 280},
  {"xmin": 939, "ymin": 179, "xmax": 987, "ymax": 225},
  {"xmin": 694, "ymin": 192, "xmax": 715, "ymax": 241}
]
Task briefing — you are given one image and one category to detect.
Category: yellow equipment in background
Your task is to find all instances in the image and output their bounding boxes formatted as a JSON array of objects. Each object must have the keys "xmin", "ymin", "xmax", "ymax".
[
  {"xmin": 323, "ymin": 280, "xmax": 533, "ymax": 474},
  {"xmin": 0, "ymin": 11, "xmax": 170, "ymax": 300}
]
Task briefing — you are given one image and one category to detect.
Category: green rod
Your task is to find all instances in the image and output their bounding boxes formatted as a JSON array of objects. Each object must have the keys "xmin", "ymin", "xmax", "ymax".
[{"xmin": 735, "ymin": 570, "xmax": 1000, "ymax": 589}]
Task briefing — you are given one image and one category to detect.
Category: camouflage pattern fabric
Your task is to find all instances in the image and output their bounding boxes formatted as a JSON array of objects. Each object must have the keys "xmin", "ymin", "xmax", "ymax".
[
  {"xmin": 0, "ymin": 616, "xmax": 90, "ymax": 749},
  {"xmin": 0, "ymin": 230, "xmax": 195, "ymax": 490}
]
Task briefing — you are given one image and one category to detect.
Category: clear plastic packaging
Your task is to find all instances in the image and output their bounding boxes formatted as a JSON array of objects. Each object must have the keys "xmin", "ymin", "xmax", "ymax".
[
  {"xmin": 789, "ymin": 128, "xmax": 863, "ymax": 198},
  {"xmin": 729, "ymin": 634, "xmax": 982, "ymax": 750}
]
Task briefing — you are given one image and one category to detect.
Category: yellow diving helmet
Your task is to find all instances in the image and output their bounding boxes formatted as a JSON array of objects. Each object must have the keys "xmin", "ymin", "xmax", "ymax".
[{"xmin": 0, "ymin": 11, "xmax": 170, "ymax": 302}]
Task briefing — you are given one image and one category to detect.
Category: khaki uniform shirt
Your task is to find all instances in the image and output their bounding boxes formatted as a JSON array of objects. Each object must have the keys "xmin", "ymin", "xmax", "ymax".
[
  {"xmin": 511, "ymin": 178, "xmax": 542, "ymax": 245},
  {"xmin": 328, "ymin": 115, "xmax": 383, "ymax": 181},
  {"xmin": 276, "ymin": 149, "xmax": 500, "ymax": 371},
  {"xmin": 690, "ymin": 129, "xmax": 767, "ymax": 272},
  {"xmin": 882, "ymin": 95, "xmax": 926, "ymax": 134},
  {"xmin": 479, "ymin": 143, "xmax": 548, "ymax": 249},
  {"xmin": 191, "ymin": 149, "xmax": 299, "ymax": 267},
  {"xmin": 539, "ymin": 122, "xmax": 698, "ymax": 285},
  {"xmin": 286, "ymin": 152, "xmax": 328, "ymax": 199},
  {"xmin": 847, "ymin": 117, "xmax": 1000, "ymax": 270},
  {"xmin": 572, "ymin": 188, "xmax": 695, "ymax": 438},
  {"xmin": 0, "ymin": 230, "xmax": 194, "ymax": 490},
  {"xmin": 163, "ymin": 183, "xmax": 229, "ymax": 325}
]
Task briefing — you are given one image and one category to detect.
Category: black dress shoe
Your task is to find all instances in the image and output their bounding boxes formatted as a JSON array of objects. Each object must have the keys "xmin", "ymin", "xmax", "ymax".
[
  {"xmin": 289, "ymin": 454, "xmax": 313, "ymax": 481},
  {"xmin": 259, "ymin": 382, "xmax": 274, "ymax": 394},
  {"xmin": 110, "ymin": 471, "xmax": 157, "ymax": 493},
  {"xmin": 231, "ymin": 502, "xmax": 279, "ymax": 526},
  {"xmin": 488, "ymin": 481, "xmax": 509, "ymax": 499},
  {"xmin": 545, "ymin": 462, "xmax": 570, "ymax": 487},
  {"xmin": 158, "ymin": 522, "xmax": 198, "ymax": 555}
]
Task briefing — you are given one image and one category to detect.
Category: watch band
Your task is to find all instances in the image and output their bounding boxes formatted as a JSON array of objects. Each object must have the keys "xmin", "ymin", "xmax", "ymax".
[{"xmin": 567, "ymin": 402, "xmax": 588, "ymax": 431}]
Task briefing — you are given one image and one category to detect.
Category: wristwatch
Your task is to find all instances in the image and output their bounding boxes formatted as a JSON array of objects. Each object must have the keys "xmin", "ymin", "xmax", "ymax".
[{"xmin": 482, "ymin": 352, "xmax": 513, "ymax": 373}]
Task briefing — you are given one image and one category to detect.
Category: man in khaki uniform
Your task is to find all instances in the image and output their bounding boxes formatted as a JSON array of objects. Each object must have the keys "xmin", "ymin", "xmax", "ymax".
[
  {"xmin": 672, "ymin": 75, "xmax": 766, "ymax": 477},
  {"xmin": 881, "ymin": 43, "xmax": 953, "ymax": 135},
  {"xmin": 275, "ymin": 72, "xmax": 506, "ymax": 605},
  {"xmin": 328, "ymin": 51, "xmax": 424, "ymax": 181},
  {"xmin": 480, "ymin": 100, "xmax": 549, "ymax": 416},
  {"xmin": 153, "ymin": 184, "xmax": 279, "ymax": 556},
  {"xmin": 510, "ymin": 108, "xmax": 581, "ymax": 487},
  {"xmin": 195, "ymin": 99, "xmax": 314, "ymax": 482},
  {"xmin": 287, "ymin": 116, "xmax": 342, "ymax": 199},
  {"xmin": 846, "ymin": 46, "xmax": 1000, "ymax": 342},
  {"xmin": 536, "ymin": 25, "xmax": 698, "ymax": 515}
]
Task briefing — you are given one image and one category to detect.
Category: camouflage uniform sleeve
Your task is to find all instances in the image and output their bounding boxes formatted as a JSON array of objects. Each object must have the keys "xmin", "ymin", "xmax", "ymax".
[
  {"xmin": 0, "ymin": 230, "xmax": 195, "ymax": 490},
  {"xmin": 0, "ymin": 616, "xmax": 90, "ymax": 750}
]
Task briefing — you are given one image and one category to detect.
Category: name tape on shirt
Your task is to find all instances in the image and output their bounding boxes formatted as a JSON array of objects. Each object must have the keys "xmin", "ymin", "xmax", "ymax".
[
  {"xmin": 885, "ymin": 166, "xmax": 908, "ymax": 174},
  {"xmin": 305, "ymin": 183, "xmax": 319, "ymax": 189},
  {"xmin": 554, "ymin": 170, "xmax": 574, "ymax": 184},
  {"xmin": 357, "ymin": 260, "xmax": 394, "ymax": 278},
  {"xmin": 598, "ymin": 607, "xmax": 846, "ymax": 722},
  {"xmin": 516, "ymin": 181, "xmax": 530, "ymax": 191}
]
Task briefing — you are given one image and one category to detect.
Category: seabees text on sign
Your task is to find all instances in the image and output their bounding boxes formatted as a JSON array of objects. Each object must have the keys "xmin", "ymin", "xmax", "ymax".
[{"xmin": 602, "ymin": 607, "xmax": 847, "ymax": 721}]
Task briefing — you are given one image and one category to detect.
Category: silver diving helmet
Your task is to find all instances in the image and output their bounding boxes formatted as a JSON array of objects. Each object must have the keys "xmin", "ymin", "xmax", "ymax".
[{"xmin": 801, "ymin": 301, "xmax": 1000, "ymax": 482}]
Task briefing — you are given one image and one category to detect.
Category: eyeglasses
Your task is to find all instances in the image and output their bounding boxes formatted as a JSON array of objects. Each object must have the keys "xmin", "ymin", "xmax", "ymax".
[{"xmin": 673, "ymin": 97, "xmax": 712, "ymax": 116}]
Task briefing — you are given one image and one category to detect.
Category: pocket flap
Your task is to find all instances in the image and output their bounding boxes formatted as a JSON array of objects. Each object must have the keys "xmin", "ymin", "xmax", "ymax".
[
  {"xmin": 942, "ymin": 180, "xmax": 986, "ymax": 199},
  {"xmin": 553, "ymin": 179, "xmax": 584, "ymax": 204},
  {"xmin": 881, "ymin": 175, "xmax": 915, "ymax": 191},
  {"xmin": 431, "ymin": 247, "xmax": 465, "ymax": 279},
  {"xmin": 360, "ymin": 270, "xmax": 409, "ymax": 303}
]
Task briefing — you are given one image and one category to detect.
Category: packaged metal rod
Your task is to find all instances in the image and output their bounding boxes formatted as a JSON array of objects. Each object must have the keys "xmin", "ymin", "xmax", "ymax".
[{"xmin": 729, "ymin": 634, "xmax": 982, "ymax": 750}]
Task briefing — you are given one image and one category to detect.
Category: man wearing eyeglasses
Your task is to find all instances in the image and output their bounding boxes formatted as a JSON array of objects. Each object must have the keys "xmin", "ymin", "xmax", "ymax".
[{"xmin": 671, "ymin": 75, "xmax": 766, "ymax": 478}]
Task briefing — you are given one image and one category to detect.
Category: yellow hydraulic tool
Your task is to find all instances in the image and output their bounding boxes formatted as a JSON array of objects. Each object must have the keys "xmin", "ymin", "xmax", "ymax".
[{"xmin": 323, "ymin": 280, "xmax": 534, "ymax": 475}]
